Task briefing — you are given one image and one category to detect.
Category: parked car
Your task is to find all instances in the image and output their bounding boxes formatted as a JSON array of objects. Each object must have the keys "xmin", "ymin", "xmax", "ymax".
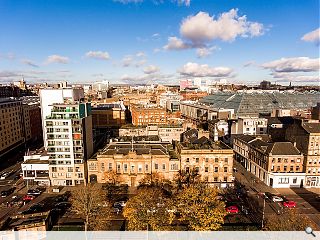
[
  {"xmin": 54, "ymin": 202, "xmax": 71, "ymax": 210},
  {"xmin": 1, "ymin": 188, "xmax": 16, "ymax": 197},
  {"xmin": 114, "ymin": 201, "xmax": 126, "ymax": 208},
  {"xmin": 0, "ymin": 173, "xmax": 9, "ymax": 180},
  {"xmin": 272, "ymin": 196, "xmax": 283, "ymax": 202},
  {"xmin": 283, "ymin": 200, "xmax": 296, "ymax": 208},
  {"xmin": 226, "ymin": 205, "xmax": 239, "ymax": 214},
  {"xmin": 27, "ymin": 189, "xmax": 41, "ymax": 195},
  {"xmin": 23, "ymin": 195, "xmax": 36, "ymax": 201}
]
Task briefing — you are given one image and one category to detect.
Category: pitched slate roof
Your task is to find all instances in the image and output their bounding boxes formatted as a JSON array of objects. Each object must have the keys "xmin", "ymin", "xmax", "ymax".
[{"xmin": 266, "ymin": 142, "xmax": 301, "ymax": 155}]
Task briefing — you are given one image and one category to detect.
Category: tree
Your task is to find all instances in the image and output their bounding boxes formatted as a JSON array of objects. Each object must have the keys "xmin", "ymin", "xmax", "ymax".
[
  {"xmin": 174, "ymin": 169, "xmax": 201, "ymax": 189},
  {"xmin": 70, "ymin": 184, "xmax": 111, "ymax": 231},
  {"xmin": 264, "ymin": 208, "xmax": 316, "ymax": 231},
  {"xmin": 123, "ymin": 187, "xmax": 174, "ymax": 231},
  {"xmin": 174, "ymin": 183, "xmax": 226, "ymax": 231},
  {"xmin": 103, "ymin": 170, "xmax": 123, "ymax": 185}
]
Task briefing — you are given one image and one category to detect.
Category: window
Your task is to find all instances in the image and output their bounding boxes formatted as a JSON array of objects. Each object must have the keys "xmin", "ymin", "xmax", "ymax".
[
  {"xmin": 52, "ymin": 167, "xmax": 57, "ymax": 172},
  {"xmin": 195, "ymin": 158, "xmax": 199, "ymax": 163},
  {"xmin": 278, "ymin": 178, "xmax": 289, "ymax": 184},
  {"xmin": 215, "ymin": 158, "xmax": 218, "ymax": 163},
  {"xmin": 138, "ymin": 165, "xmax": 142, "ymax": 173},
  {"xmin": 205, "ymin": 158, "xmax": 209, "ymax": 163},
  {"xmin": 214, "ymin": 167, "xmax": 218, "ymax": 172},
  {"xmin": 293, "ymin": 178, "xmax": 297, "ymax": 184},
  {"xmin": 68, "ymin": 167, "xmax": 73, "ymax": 172},
  {"xmin": 277, "ymin": 166, "xmax": 280, "ymax": 171},
  {"xmin": 205, "ymin": 167, "xmax": 209, "ymax": 172},
  {"xmin": 117, "ymin": 164, "xmax": 121, "ymax": 173},
  {"xmin": 224, "ymin": 158, "xmax": 228, "ymax": 163},
  {"xmin": 291, "ymin": 159, "xmax": 295, "ymax": 163},
  {"xmin": 101, "ymin": 163, "xmax": 105, "ymax": 171},
  {"xmin": 223, "ymin": 177, "xmax": 228, "ymax": 182},
  {"xmin": 290, "ymin": 166, "xmax": 294, "ymax": 172},
  {"xmin": 123, "ymin": 164, "xmax": 128, "ymax": 173},
  {"xmin": 214, "ymin": 177, "xmax": 218, "ymax": 182},
  {"xmin": 171, "ymin": 164, "xmax": 178, "ymax": 170},
  {"xmin": 277, "ymin": 158, "xmax": 281, "ymax": 163},
  {"xmin": 162, "ymin": 164, "xmax": 166, "ymax": 171},
  {"xmin": 78, "ymin": 173, "xmax": 83, "ymax": 178},
  {"xmin": 204, "ymin": 176, "xmax": 208, "ymax": 182},
  {"xmin": 131, "ymin": 165, "xmax": 135, "ymax": 173},
  {"xmin": 195, "ymin": 167, "xmax": 199, "ymax": 172},
  {"xmin": 283, "ymin": 166, "xmax": 287, "ymax": 172},
  {"xmin": 296, "ymin": 166, "xmax": 300, "ymax": 171},
  {"xmin": 155, "ymin": 163, "xmax": 158, "ymax": 170},
  {"xmin": 108, "ymin": 163, "xmax": 112, "ymax": 171},
  {"xmin": 224, "ymin": 167, "xmax": 228, "ymax": 172},
  {"xmin": 145, "ymin": 164, "xmax": 149, "ymax": 172},
  {"xmin": 186, "ymin": 158, "xmax": 189, "ymax": 163}
]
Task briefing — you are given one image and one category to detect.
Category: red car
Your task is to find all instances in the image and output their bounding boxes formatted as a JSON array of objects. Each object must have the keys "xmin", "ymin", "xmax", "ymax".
[
  {"xmin": 283, "ymin": 200, "xmax": 296, "ymax": 208},
  {"xmin": 226, "ymin": 206, "xmax": 239, "ymax": 213},
  {"xmin": 22, "ymin": 195, "xmax": 36, "ymax": 201}
]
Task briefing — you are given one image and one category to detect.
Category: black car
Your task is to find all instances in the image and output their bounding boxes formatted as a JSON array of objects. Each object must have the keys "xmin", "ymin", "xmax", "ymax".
[
  {"xmin": 27, "ymin": 189, "xmax": 41, "ymax": 195},
  {"xmin": 1, "ymin": 187, "xmax": 16, "ymax": 197}
]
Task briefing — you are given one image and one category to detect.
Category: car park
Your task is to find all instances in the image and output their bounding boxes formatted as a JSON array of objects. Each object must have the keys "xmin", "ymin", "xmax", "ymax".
[{"xmin": 226, "ymin": 205, "xmax": 239, "ymax": 214}]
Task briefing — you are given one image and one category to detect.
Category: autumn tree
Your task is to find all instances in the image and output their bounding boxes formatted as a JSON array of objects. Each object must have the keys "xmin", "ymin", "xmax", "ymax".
[
  {"xmin": 103, "ymin": 170, "xmax": 123, "ymax": 185},
  {"xmin": 123, "ymin": 187, "xmax": 174, "ymax": 231},
  {"xmin": 264, "ymin": 208, "xmax": 316, "ymax": 231},
  {"xmin": 174, "ymin": 183, "xmax": 226, "ymax": 231},
  {"xmin": 70, "ymin": 184, "xmax": 111, "ymax": 231},
  {"xmin": 174, "ymin": 169, "xmax": 201, "ymax": 189}
]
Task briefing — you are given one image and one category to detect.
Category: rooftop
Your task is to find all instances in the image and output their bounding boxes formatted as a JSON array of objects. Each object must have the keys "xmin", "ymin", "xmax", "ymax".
[
  {"xmin": 199, "ymin": 91, "xmax": 320, "ymax": 116},
  {"xmin": 302, "ymin": 122, "xmax": 320, "ymax": 133}
]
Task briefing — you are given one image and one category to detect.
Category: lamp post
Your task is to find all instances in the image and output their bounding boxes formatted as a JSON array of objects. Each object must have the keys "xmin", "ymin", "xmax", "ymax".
[{"xmin": 261, "ymin": 193, "xmax": 266, "ymax": 229}]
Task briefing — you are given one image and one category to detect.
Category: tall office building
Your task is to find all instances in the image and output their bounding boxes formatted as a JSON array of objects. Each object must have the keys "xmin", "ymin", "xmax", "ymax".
[
  {"xmin": 39, "ymin": 87, "xmax": 84, "ymax": 148},
  {"xmin": 44, "ymin": 102, "xmax": 93, "ymax": 186}
]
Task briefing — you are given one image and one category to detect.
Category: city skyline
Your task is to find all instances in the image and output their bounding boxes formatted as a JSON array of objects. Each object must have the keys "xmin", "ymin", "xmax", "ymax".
[{"xmin": 0, "ymin": 0, "xmax": 319, "ymax": 85}]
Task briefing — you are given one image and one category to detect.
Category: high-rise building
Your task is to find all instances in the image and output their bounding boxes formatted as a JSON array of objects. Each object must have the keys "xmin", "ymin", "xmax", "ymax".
[
  {"xmin": 39, "ymin": 87, "xmax": 84, "ymax": 148},
  {"xmin": 44, "ymin": 102, "xmax": 93, "ymax": 186},
  {"xmin": 0, "ymin": 98, "xmax": 24, "ymax": 157}
]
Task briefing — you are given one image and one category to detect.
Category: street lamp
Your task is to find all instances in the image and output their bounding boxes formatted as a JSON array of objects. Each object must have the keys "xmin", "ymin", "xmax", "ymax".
[{"xmin": 261, "ymin": 193, "xmax": 266, "ymax": 229}]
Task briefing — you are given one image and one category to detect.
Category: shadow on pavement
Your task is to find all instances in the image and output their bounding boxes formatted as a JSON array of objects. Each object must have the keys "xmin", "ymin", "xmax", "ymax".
[{"xmin": 290, "ymin": 188, "xmax": 320, "ymax": 212}]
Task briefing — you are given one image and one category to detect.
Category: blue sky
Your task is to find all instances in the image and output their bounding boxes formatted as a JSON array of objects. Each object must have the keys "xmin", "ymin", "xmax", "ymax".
[{"xmin": 0, "ymin": 0, "xmax": 319, "ymax": 85}]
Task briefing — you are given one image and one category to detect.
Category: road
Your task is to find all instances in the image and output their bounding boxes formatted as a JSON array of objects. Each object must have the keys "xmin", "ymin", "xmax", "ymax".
[{"xmin": 233, "ymin": 160, "xmax": 320, "ymax": 229}]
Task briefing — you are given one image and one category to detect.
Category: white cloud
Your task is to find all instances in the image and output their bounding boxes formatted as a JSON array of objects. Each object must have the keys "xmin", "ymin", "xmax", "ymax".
[
  {"xmin": 0, "ymin": 53, "xmax": 15, "ymax": 60},
  {"xmin": 176, "ymin": 0, "xmax": 191, "ymax": 6},
  {"xmin": 122, "ymin": 55, "xmax": 134, "ymax": 67},
  {"xmin": 143, "ymin": 65, "xmax": 160, "ymax": 74},
  {"xmin": 153, "ymin": 48, "xmax": 161, "ymax": 53},
  {"xmin": 196, "ymin": 46, "xmax": 219, "ymax": 58},
  {"xmin": 122, "ymin": 54, "xmax": 147, "ymax": 67},
  {"xmin": 301, "ymin": 28, "xmax": 320, "ymax": 45},
  {"xmin": 85, "ymin": 51, "xmax": 110, "ymax": 60},
  {"xmin": 178, "ymin": 62, "xmax": 233, "ymax": 78},
  {"xmin": 262, "ymin": 57, "xmax": 320, "ymax": 72},
  {"xmin": 163, "ymin": 36, "xmax": 191, "ymax": 50},
  {"xmin": 136, "ymin": 51, "xmax": 146, "ymax": 57},
  {"xmin": 21, "ymin": 59, "xmax": 39, "ymax": 68},
  {"xmin": 152, "ymin": 33, "xmax": 160, "ymax": 38},
  {"xmin": 271, "ymin": 72, "xmax": 320, "ymax": 83},
  {"xmin": 121, "ymin": 72, "xmax": 176, "ymax": 84},
  {"xmin": 180, "ymin": 9, "xmax": 264, "ymax": 43},
  {"xmin": 243, "ymin": 61, "xmax": 256, "ymax": 67},
  {"xmin": 45, "ymin": 55, "xmax": 69, "ymax": 64}
]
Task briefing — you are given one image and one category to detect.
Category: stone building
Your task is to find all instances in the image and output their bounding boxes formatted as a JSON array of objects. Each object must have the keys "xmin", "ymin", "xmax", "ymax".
[
  {"xmin": 233, "ymin": 135, "xmax": 305, "ymax": 188},
  {"xmin": 286, "ymin": 119, "xmax": 320, "ymax": 188}
]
